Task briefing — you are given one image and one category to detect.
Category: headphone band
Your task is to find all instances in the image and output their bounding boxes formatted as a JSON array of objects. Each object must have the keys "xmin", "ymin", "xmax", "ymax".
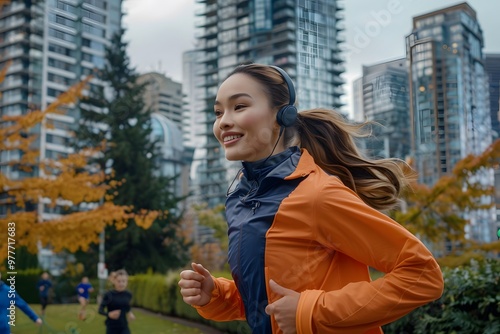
[{"xmin": 269, "ymin": 65, "xmax": 296, "ymax": 107}]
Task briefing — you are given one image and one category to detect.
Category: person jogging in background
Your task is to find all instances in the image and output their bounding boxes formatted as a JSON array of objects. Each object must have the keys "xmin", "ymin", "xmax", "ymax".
[
  {"xmin": 1, "ymin": 272, "xmax": 42, "ymax": 333},
  {"xmin": 77, "ymin": 276, "xmax": 94, "ymax": 320},
  {"xmin": 178, "ymin": 63, "xmax": 444, "ymax": 334},
  {"xmin": 36, "ymin": 271, "xmax": 52, "ymax": 316},
  {"xmin": 98, "ymin": 269, "xmax": 135, "ymax": 334}
]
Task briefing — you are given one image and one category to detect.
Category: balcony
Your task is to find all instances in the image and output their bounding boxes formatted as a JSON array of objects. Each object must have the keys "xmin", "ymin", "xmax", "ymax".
[
  {"xmin": 274, "ymin": 20, "xmax": 296, "ymax": 33},
  {"xmin": 274, "ymin": 0, "xmax": 295, "ymax": 8},
  {"xmin": 195, "ymin": 15, "xmax": 218, "ymax": 28},
  {"xmin": 195, "ymin": 3, "xmax": 217, "ymax": 16}
]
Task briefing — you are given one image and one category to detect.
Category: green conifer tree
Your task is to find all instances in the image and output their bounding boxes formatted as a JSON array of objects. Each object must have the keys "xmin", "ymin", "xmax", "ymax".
[{"xmin": 76, "ymin": 31, "xmax": 188, "ymax": 274}]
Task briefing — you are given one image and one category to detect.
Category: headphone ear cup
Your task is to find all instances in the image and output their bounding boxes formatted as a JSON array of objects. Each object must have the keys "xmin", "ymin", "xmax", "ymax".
[{"xmin": 277, "ymin": 105, "xmax": 298, "ymax": 128}]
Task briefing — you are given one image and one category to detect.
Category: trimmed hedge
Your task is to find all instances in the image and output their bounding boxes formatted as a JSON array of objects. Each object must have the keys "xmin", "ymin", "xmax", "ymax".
[
  {"xmin": 128, "ymin": 272, "xmax": 251, "ymax": 334},
  {"xmin": 383, "ymin": 258, "xmax": 500, "ymax": 334},
  {"xmin": 0, "ymin": 269, "xmax": 101, "ymax": 305},
  {"xmin": 1, "ymin": 268, "xmax": 43, "ymax": 304}
]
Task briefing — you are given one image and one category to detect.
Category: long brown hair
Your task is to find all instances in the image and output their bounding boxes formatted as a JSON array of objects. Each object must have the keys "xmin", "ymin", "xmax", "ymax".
[
  {"xmin": 295, "ymin": 109, "xmax": 413, "ymax": 211},
  {"xmin": 226, "ymin": 64, "xmax": 413, "ymax": 211}
]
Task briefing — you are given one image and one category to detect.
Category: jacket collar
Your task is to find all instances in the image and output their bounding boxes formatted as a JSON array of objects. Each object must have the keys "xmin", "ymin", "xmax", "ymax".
[{"xmin": 284, "ymin": 148, "xmax": 317, "ymax": 180}]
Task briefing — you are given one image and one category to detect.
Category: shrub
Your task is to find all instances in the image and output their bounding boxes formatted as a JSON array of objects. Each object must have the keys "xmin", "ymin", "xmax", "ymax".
[
  {"xmin": 128, "ymin": 271, "xmax": 250, "ymax": 333},
  {"xmin": 383, "ymin": 258, "xmax": 500, "ymax": 334},
  {"xmin": 1, "ymin": 268, "xmax": 42, "ymax": 304}
]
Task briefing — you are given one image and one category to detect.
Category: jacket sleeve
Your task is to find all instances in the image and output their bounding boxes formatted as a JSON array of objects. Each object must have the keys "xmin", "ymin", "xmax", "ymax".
[
  {"xmin": 15, "ymin": 292, "xmax": 40, "ymax": 322},
  {"xmin": 194, "ymin": 276, "xmax": 246, "ymax": 321},
  {"xmin": 297, "ymin": 180, "xmax": 444, "ymax": 334},
  {"xmin": 98, "ymin": 292, "xmax": 110, "ymax": 316}
]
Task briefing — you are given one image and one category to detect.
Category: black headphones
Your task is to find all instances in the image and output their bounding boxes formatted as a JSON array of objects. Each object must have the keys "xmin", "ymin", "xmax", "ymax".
[{"xmin": 270, "ymin": 65, "xmax": 298, "ymax": 128}]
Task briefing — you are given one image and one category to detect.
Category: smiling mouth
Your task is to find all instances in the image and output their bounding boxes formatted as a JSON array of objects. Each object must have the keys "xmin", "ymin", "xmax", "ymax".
[{"xmin": 223, "ymin": 135, "xmax": 242, "ymax": 142}]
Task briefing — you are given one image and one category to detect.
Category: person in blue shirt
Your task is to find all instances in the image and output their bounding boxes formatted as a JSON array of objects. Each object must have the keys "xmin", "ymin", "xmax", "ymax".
[
  {"xmin": 76, "ymin": 276, "xmax": 94, "ymax": 320},
  {"xmin": 1, "ymin": 272, "xmax": 42, "ymax": 333},
  {"xmin": 36, "ymin": 271, "xmax": 52, "ymax": 316}
]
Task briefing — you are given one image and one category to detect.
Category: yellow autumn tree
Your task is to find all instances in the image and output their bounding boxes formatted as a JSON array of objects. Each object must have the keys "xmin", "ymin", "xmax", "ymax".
[
  {"xmin": 0, "ymin": 68, "xmax": 158, "ymax": 265},
  {"xmin": 392, "ymin": 139, "xmax": 500, "ymax": 266}
]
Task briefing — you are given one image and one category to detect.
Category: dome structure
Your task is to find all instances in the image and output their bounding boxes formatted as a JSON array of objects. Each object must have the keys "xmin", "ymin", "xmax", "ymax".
[{"xmin": 150, "ymin": 112, "xmax": 184, "ymax": 162}]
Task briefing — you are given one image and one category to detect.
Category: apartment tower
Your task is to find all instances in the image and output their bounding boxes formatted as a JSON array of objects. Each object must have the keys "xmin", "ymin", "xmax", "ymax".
[
  {"xmin": 352, "ymin": 58, "xmax": 410, "ymax": 160},
  {"xmin": 195, "ymin": 0, "xmax": 345, "ymax": 206},
  {"xmin": 0, "ymin": 0, "xmax": 122, "ymax": 272},
  {"xmin": 406, "ymin": 2, "xmax": 495, "ymax": 242}
]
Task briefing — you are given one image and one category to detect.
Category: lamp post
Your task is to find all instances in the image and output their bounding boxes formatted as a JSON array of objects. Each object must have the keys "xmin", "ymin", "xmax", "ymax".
[
  {"xmin": 97, "ymin": 196, "xmax": 107, "ymax": 305},
  {"xmin": 98, "ymin": 229, "xmax": 105, "ymax": 304}
]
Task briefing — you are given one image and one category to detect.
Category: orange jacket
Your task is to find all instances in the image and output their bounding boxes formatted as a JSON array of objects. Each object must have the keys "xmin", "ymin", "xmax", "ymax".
[{"xmin": 196, "ymin": 148, "xmax": 444, "ymax": 333}]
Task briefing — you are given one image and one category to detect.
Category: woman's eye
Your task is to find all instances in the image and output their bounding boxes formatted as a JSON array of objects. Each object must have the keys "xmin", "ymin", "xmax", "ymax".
[
  {"xmin": 235, "ymin": 104, "xmax": 245, "ymax": 110},
  {"xmin": 214, "ymin": 110, "xmax": 223, "ymax": 117}
]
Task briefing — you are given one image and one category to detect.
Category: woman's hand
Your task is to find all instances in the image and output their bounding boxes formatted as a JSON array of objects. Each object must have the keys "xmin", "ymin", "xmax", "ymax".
[
  {"xmin": 265, "ymin": 280, "xmax": 300, "ymax": 334},
  {"xmin": 178, "ymin": 263, "xmax": 215, "ymax": 306},
  {"xmin": 108, "ymin": 310, "xmax": 121, "ymax": 320},
  {"xmin": 128, "ymin": 311, "xmax": 136, "ymax": 321}
]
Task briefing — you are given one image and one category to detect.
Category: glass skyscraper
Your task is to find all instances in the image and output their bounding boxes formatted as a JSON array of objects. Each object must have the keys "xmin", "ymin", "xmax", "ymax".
[
  {"xmin": 352, "ymin": 58, "xmax": 410, "ymax": 160},
  {"xmin": 195, "ymin": 0, "xmax": 345, "ymax": 207},
  {"xmin": 485, "ymin": 53, "xmax": 500, "ymax": 140},
  {"xmin": 0, "ymin": 0, "xmax": 122, "ymax": 272},
  {"xmin": 406, "ymin": 2, "xmax": 491, "ymax": 185},
  {"xmin": 1, "ymin": 0, "xmax": 122, "ymax": 177},
  {"xmin": 406, "ymin": 3, "xmax": 495, "ymax": 243}
]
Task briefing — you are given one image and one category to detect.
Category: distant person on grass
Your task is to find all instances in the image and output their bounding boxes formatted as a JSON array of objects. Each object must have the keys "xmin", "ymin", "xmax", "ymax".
[
  {"xmin": 98, "ymin": 269, "xmax": 135, "ymax": 334},
  {"xmin": 76, "ymin": 276, "xmax": 94, "ymax": 320},
  {"xmin": 1, "ymin": 272, "xmax": 42, "ymax": 333},
  {"xmin": 36, "ymin": 271, "xmax": 52, "ymax": 316}
]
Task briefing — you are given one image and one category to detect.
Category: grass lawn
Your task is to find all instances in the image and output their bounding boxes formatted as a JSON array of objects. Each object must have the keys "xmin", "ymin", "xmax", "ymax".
[{"xmin": 12, "ymin": 303, "xmax": 204, "ymax": 334}]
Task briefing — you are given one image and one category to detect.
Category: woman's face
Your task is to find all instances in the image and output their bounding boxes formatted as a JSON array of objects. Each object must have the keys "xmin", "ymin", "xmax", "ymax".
[
  {"xmin": 213, "ymin": 73, "xmax": 284, "ymax": 162},
  {"xmin": 114, "ymin": 275, "xmax": 128, "ymax": 291}
]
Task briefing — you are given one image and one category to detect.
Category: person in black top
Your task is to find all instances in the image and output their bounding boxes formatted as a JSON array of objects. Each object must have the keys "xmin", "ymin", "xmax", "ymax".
[
  {"xmin": 36, "ymin": 272, "xmax": 52, "ymax": 316},
  {"xmin": 98, "ymin": 269, "xmax": 135, "ymax": 334}
]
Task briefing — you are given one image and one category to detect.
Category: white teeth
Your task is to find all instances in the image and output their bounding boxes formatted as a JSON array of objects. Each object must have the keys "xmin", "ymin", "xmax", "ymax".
[{"xmin": 224, "ymin": 135, "xmax": 242, "ymax": 142}]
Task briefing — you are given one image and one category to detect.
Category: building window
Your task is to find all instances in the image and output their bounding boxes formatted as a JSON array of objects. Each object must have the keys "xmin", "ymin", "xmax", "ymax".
[
  {"xmin": 49, "ymin": 28, "xmax": 76, "ymax": 43},
  {"xmin": 82, "ymin": 23, "xmax": 106, "ymax": 38},
  {"xmin": 48, "ymin": 58, "xmax": 75, "ymax": 72},
  {"xmin": 82, "ymin": 38, "xmax": 106, "ymax": 52},
  {"xmin": 82, "ymin": 53, "xmax": 105, "ymax": 68},
  {"xmin": 83, "ymin": 0, "xmax": 107, "ymax": 9},
  {"xmin": 46, "ymin": 134, "xmax": 70, "ymax": 146},
  {"xmin": 48, "ymin": 43, "xmax": 76, "ymax": 57},
  {"xmin": 49, "ymin": 13, "xmax": 76, "ymax": 28},
  {"xmin": 48, "ymin": 72, "xmax": 73, "ymax": 86},
  {"xmin": 47, "ymin": 87, "xmax": 65, "ymax": 97},
  {"xmin": 49, "ymin": 0, "xmax": 78, "ymax": 15},
  {"xmin": 82, "ymin": 9, "xmax": 106, "ymax": 23}
]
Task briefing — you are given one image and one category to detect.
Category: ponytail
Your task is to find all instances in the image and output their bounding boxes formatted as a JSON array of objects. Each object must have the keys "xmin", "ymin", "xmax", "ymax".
[{"xmin": 293, "ymin": 108, "xmax": 413, "ymax": 211}]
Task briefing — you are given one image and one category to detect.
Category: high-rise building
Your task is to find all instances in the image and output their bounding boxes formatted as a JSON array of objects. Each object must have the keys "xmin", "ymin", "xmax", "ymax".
[
  {"xmin": 485, "ymin": 53, "xmax": 500, "ymax": 140},
  {"xmin": 195, "ymin": 0, "xmax": 345, "ymax": 206},
  {"xmin": 182, "ymin": 50, "xmax": 206, "ymax": 202},
  {"xmin": 352, "ymin": 58, "xmax": 410, "ymax": 160},
  {"xmin": 137, "ymin": 72, "xmax": 184, "ymax": 130},
  {"xmin": 484, "ymin": 54, "xmax": 500, "ymax": 235},
  {"xmin": 0, "ymin": 0, "xmax": 122, "ymax": 273},
  {"xmin": 1, "ymin": 0, "xmax": 122, "ymax": 176},
  {"xmin": 137, "ymin": 72, "xmax": 193, "ymax": 203},
  {"xmin": 406, "ymin": 3, "xmax": 495, "ymax": 243}
]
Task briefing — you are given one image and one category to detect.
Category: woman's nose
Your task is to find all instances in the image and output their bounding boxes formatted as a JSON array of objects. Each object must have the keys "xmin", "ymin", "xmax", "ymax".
[{"xmin": 219, "ymin": 112, "xmax": 233, "ymax": 129}]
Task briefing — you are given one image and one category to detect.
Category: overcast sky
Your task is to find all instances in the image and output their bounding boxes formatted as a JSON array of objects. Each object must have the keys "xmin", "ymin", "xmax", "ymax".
[{"xmin": 123, "ymin": 0, "xmax": 500, "ymax": 116}]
